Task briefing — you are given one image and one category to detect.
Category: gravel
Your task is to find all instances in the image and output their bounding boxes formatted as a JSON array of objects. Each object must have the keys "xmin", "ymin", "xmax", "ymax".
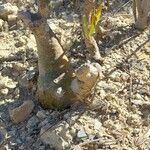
[{"xmin": 0, "ymin": 0, "xmax": 150, "ymax": 149}]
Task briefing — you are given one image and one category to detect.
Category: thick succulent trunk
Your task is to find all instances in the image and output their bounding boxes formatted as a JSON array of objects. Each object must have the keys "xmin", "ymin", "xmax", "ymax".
[
  {"xmin": 133, "ymin": 0, "xmax": 150, "ymax": 30},
  {"xmin": 18, "ymin": 0, "xmax": 101, "ymax": 109},
  {"xmin": 34, "ymin": 20, "xmax": 75, "ymax": 109}
]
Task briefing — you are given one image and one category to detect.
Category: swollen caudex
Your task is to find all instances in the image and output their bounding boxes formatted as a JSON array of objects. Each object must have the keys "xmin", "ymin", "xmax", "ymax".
[{"xmin": 71, "ymin": 63, "xmax": 101, "ymax": 100}]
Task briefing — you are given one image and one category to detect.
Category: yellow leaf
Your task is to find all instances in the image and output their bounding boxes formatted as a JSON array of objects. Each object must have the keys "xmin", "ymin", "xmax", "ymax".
[
  {"xmin": 95, "ymin": 4, "xmax": 102, "ymax": 24},
  {"xmin": 82, "ymin": 3, "xmax": 102, "ymax": 39},
  {"xmin": 89, "ymin": 4, "xmax": 102, "ymax": 36}
]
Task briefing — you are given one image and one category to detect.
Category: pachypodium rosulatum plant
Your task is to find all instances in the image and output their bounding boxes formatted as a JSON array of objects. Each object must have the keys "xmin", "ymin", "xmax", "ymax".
[{"xmin": 18, "ymin": 0, "xmax": 102, "ymax": 110}]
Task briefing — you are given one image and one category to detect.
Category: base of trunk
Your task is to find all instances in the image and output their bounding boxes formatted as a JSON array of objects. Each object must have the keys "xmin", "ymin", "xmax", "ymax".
[
  {"xmin": 37, "ymin": 63, "xmax": 101, "ymax": 110},
  {"xmin": 37, "ymin": 71, "xmax": 76, "ymax": 110}
]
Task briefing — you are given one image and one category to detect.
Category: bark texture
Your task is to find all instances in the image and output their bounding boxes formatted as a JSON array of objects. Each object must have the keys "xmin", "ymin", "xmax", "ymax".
[
  {"xmin": 133, "ymin": 0, "xmax": 150, "ymax": 30},
  {"xmin": 18, "ymin": 0, "xmax": 101, "ymax": 109}
]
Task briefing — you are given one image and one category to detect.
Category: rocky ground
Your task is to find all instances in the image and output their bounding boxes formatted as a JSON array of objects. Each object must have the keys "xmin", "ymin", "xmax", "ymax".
[{"xmin": 0, "ymin": 0, "xmax": 150, "ymax": 150}]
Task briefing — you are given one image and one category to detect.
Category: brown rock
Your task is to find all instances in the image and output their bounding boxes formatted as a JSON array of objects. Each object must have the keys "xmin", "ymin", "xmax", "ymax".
[
  {"xmin": 40, "ymin": 121, "xmax": 72, "ymax": 150},
  {"xmin": 0, "ymin": 3, "xmax": 18, "ymax": 19},
  {"xmin": 13, "ymin": 62, "xmax": 26, "ymax": 73},
  {"xmin": 8, "ymin": 14, "xmax": 17, "ymax": 26},
  {"xmin": 9, "ymin": 101, "xmax": 34, "ymax": 123}
]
